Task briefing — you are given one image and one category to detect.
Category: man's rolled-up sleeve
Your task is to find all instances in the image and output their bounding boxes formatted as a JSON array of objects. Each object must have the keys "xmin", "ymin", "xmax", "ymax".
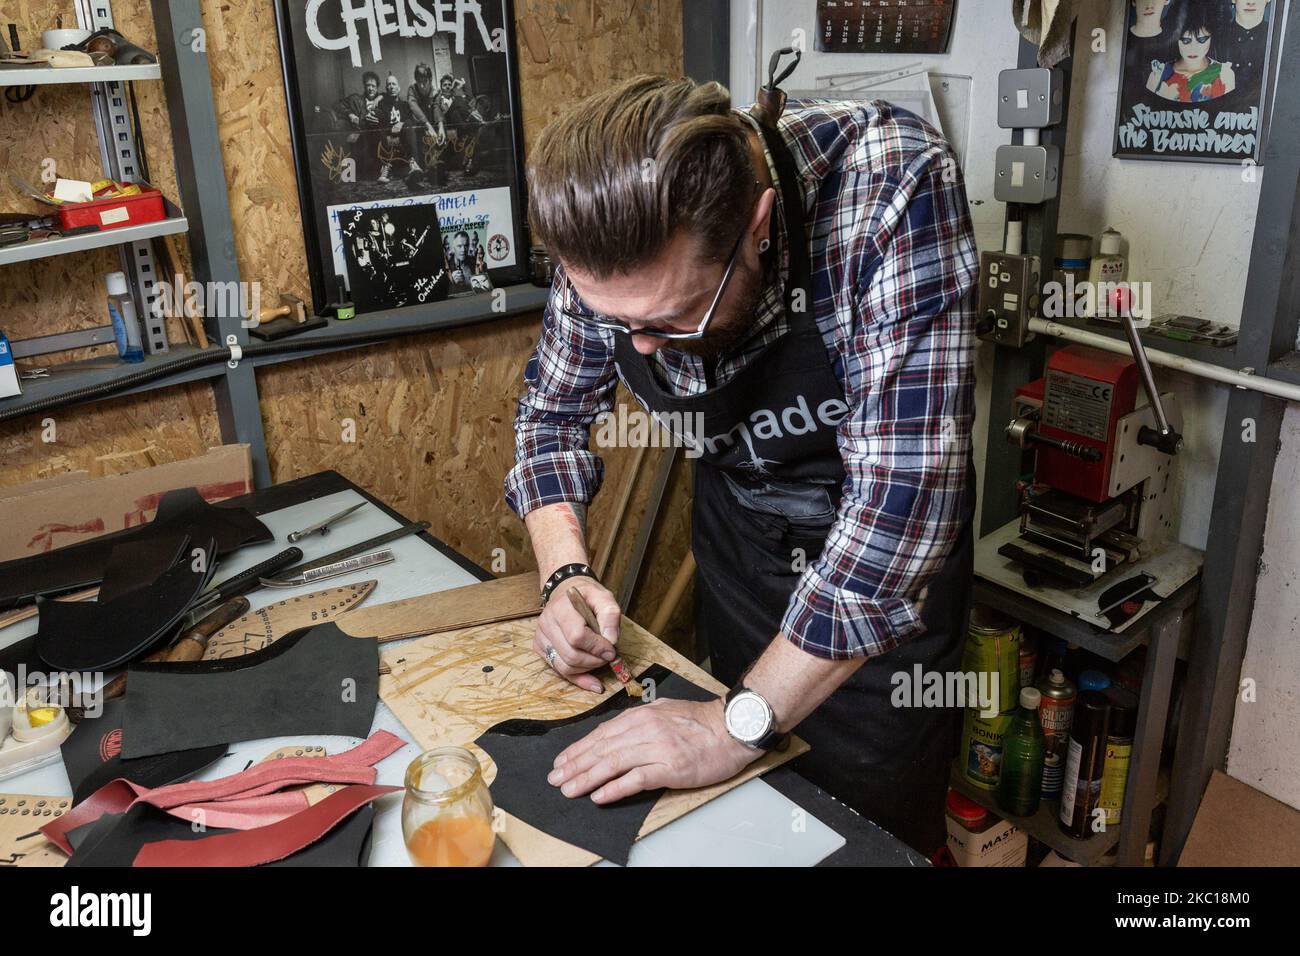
[
  {"xmin": 504, "ymin": 269, "xmax": 619, "ymax": 518},
  {"xmin": 781, "ymin": 149, "xmax": 979, "ymax": 660}
]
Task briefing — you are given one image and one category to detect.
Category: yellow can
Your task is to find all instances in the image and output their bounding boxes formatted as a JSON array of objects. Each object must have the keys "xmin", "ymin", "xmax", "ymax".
[
  {"xmin": 962, "ymin": 708, "xmax": 1015, "ymax": 791},
  {"xmin": 963, "ymin": 605, "xmax": 1022, "ymax": 715}
]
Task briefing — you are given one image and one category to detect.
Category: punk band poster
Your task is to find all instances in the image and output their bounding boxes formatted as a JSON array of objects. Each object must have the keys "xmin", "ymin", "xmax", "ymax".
[
  {"xmin": 274, "ymin": 0, "xmax": 528, "ymax": 314},
  {"xmin": 1114, "ymin": 0, "xmax": 1284, "ymax": 164}
]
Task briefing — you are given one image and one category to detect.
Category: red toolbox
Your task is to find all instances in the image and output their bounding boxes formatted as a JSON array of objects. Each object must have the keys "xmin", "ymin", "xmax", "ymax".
[{"xmin": 56, "ymin": 186, "xmax": 166, "ymax": 232}]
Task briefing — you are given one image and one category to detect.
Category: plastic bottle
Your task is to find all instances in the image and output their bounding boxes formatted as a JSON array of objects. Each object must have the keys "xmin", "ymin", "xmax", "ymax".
[
  {"xmin": 106, "ymin": 271, "xmax": 145, "ymax": 363},
  {"xmin": 997, "ymin": 687, "xmax": 1046, "ymax": 817},
  {"xmin": 1085, "ymin": 228, "xmax": 1127, "ymax": 318}
]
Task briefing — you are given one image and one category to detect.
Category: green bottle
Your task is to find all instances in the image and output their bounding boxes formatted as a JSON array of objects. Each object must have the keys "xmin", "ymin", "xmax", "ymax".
[{"xmin": 997, "ymin": 687, "xmax": 1046, "ymax": 816}]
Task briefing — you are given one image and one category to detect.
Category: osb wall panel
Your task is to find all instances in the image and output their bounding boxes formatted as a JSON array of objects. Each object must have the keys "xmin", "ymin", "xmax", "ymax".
[
  {"xmin": 0, "ymin": 382, "xmax": 222, "ymax": 484},
  {"xmin": 0, "ymin": 0, "xmax": 695, "ymax": 652}
]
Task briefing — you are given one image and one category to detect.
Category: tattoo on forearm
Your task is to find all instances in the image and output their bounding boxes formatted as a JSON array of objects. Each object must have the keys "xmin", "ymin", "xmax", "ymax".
[{"xmin": 560, "ymin": 503, "xmax": 587, "ymax": 540}]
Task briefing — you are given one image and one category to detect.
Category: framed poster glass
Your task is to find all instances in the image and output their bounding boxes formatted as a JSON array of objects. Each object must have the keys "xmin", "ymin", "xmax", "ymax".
[
  {"xmin": 274, "ymin": 0, "xmax": 528, "ymax": 314},
  {"xmin": 1114, "ymin": 0, "xmax": 1284, "ymax": 163}
]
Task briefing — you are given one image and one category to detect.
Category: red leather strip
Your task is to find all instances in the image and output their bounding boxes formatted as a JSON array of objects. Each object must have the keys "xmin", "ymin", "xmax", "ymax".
[
  {"xmin": 132, "ymin": 784, "xmax": 400, "ymax": 867},
  {"xmin": 164, "ymin": 792, "xmax": 311, "ymax": 831},
  {"xmin": 43, "ymin": 731, "xmax": 405, "ymax": 853}
]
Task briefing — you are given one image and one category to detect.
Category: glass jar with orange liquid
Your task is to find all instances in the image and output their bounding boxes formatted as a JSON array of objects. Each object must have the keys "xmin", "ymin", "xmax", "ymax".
[{"xmin": 402, "ymin": 747, "xmax": 496, "ymax": 867}]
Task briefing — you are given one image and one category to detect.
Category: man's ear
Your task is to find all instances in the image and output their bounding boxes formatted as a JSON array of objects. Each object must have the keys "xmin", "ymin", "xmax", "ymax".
[{"xmin": 749, "ymin": 187, "xmax": 777, "ymax": 253}]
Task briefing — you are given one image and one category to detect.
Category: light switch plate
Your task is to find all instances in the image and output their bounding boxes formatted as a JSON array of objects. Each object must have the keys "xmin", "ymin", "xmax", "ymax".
[
  {"xmin": 997, "ymin": 68, "xmax": 1063, "ymax": 129},
  {"xmin": 994, "ymin": 144, "xmax": 1060, "ymax": 204}
]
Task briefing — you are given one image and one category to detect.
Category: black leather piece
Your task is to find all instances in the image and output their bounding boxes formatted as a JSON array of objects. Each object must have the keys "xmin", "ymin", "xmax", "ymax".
[
  {"xmin": 36, "ymin": 537, "xmax": 216, "ymax": 672},
  {"xmin": 66, "ymin": 803, "xmax": 375, "ymax": 867},
  {"xmin": 61, "ymin": 697, "xmax": 227, "ymax": 805},
  {"xmin": 474, "ymin": 665, "xmax": 714, "ymax": 865},
  {"xmin": 94, "ymin": 532, "xmax": 190, "ymax": 603},
  {"xmin": 0, "ymin": 486, "xmax": 271, "ymax": 610},
  {"xmin": 120, "ymin": 622, "xmax": 379, "ymax": 759}
]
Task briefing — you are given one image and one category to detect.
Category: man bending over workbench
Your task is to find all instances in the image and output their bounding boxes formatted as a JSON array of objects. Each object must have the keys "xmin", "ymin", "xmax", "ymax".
[{"xmin": 504, "ymin": 69, "xmax": 978, "ymax": 855}]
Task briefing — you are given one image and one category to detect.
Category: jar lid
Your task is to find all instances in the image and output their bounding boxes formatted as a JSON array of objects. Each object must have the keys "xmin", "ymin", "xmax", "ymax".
[
  {"xmin": 946, "ymin": 789, "xmax": 988, "ymax": 825},
  {"xmin": 1099, "ymin": 229, "xmax": 1123, "ymax": 255}
]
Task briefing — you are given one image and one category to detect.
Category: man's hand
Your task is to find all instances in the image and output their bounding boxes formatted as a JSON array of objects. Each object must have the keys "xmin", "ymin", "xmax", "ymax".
[
  {"xmin": 533, "ymin": 577, "xmax": 621, "ymax": 694},
  {"xmin": 547, "ymin": 697, "xmax": 759, "ymax": 803}
]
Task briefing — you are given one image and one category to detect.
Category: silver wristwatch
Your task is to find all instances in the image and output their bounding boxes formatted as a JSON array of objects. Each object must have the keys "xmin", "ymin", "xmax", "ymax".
[{"xmin": 723, "ymin": 684, "xmax": 789, "ymax": 751}]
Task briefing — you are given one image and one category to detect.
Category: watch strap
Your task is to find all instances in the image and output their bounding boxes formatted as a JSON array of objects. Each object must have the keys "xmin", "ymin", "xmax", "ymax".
[{"xmin": 540, "ymin": 563, "xmax": 597, "ymax": 606}]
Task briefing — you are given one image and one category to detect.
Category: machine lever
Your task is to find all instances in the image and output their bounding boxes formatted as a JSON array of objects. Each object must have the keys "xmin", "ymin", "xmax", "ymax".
[{"xmin": 1114, "ymin": 287, "xmax": 1183, "ymax": 455}]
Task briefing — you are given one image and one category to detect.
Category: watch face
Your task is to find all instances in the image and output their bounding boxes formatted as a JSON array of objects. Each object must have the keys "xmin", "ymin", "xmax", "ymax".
[{"xmin": 726, "ymin": 692, "xmax": 771, "ymax": 744}]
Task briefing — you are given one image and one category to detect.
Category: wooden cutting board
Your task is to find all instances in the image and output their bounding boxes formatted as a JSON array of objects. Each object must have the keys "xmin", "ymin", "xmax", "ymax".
[
  {"xmin": 380, "ymin": 613, "xmax": 807, "ymax": 867},
  {"xmin": 204, "ymin": 573, "xmax": 541, "ymax": 656}
]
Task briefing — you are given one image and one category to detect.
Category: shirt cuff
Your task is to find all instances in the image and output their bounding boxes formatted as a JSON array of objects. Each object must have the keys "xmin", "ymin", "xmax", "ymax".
[
  {"xmin": 503, "ymin": 449, "xmax": 605, "ymax": 519},
  {"xmin": 780, "ymin": 568, "xmax": 926, "ymax": 661}
]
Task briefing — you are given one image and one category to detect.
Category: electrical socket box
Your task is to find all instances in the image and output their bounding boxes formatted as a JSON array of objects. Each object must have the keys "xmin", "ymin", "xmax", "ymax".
[
  {"xmin": 977, "ymin": 251, "xmax": 1040, "ymax": 348},
  {"xmin": 994, "ymin": 144, "xmax": 1060, "ymax": 204},
  {"xmin": 997, "ymin": 68, "xmax": 1063, "ymax": 129}
]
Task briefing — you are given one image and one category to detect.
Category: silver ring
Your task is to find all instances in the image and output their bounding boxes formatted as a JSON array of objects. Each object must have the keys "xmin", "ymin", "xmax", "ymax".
[{"xmin": 543, "ymin": 643, "xmax": 558, "ymax": 667}]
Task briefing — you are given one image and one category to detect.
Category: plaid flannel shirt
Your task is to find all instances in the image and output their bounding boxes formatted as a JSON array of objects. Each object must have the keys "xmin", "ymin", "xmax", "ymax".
[{"xmin": 505, "ymin": 100, "xmax": 978, "ymax": 661}]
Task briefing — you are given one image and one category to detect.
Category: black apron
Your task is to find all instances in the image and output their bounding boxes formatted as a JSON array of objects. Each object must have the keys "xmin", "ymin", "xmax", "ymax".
[{"xmin": 612, "ymin": 121, "xmax": 974, "ymax": 855}]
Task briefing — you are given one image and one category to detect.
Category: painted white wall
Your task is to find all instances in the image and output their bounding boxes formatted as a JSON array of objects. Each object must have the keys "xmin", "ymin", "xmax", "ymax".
[{"xmin": 739, "ymin": 1, "xmax": 1298, "ymax": 809}]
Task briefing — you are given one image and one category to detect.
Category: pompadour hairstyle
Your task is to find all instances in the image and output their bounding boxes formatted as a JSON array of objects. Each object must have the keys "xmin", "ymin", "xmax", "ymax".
[{"xmin": 526, "ymin": 74, "xmax": 756, "ymax": 278}]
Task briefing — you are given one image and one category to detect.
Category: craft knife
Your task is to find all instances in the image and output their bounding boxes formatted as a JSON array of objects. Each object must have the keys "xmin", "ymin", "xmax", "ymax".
[
  {"xmin": 180, "ymin": 546, "xmax": 303, "ymax": 628},
  {"xmin": 259, "ymin": 520, "xmax": 430, "ymax": 587},
  {"xmin": 287, "ymin": 502, "xmax": 367, "ymax": 542},
  {"xmin": 567, "ymin": 588, "xmax": 643, "ymax": 697},
  {"xmin": 260, "ymin": 549, "xmax": 395, "ymax": 588}
]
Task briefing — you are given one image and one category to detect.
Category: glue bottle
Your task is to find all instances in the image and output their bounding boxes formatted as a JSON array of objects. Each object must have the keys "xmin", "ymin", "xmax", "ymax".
[{"xmin": 106, "ymin": 271, "xmax": 145, "ymax": 363}]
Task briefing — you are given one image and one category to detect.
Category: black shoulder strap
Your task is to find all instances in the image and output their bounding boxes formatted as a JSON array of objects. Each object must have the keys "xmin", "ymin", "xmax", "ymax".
[{"xmin": 757, "ymin": 121, "xmax": 813, "ymax": 320}]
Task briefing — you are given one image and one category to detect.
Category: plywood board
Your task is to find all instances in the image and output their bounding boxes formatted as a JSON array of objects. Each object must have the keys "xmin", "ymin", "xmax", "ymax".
[{"xmin": 381, "ymin": 614, "xmax": 807, "ymax": 866}]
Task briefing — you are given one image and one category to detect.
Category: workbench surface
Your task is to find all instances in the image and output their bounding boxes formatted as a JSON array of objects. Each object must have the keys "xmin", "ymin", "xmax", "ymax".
[{"xmin": 1, "ymin": 471, "xmax": 923, "ymax": 867}]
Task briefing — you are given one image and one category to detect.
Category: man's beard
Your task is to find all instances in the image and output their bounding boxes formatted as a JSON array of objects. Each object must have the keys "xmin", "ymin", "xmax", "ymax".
[{"xmin": 670, "ymin": 257, "xmax": 766, "ymax": 360}]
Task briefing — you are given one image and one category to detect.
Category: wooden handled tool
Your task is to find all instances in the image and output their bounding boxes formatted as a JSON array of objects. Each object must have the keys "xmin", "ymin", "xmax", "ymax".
[
  {"xmin": 101, "ymin": 596, "xmax": 251, "ymax": 701},
  {"xmin": 566, "ymin": 588, "xmax": 642, "ymax": 697}
]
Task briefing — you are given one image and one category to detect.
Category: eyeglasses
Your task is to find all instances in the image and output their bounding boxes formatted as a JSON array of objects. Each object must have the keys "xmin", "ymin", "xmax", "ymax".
[{"xmin": 553, "ymin": 204, "xmax": 754, "ymax": 341}]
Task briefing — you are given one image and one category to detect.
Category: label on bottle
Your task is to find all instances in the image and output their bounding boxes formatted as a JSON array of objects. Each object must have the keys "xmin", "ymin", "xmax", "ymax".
[
  {"xmin": 1060, "ymin": 738, "xmax": 1083, "ymax": 825},
  {"xmin": 1100, "ymin": 740, "xmax": 1133, "ymax": 825}
]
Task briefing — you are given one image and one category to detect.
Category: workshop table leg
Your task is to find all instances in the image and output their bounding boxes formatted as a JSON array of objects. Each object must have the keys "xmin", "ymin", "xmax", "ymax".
[{"xmin": 1117, "ymin": 609, "xmax": 1182, "ymax": 866}]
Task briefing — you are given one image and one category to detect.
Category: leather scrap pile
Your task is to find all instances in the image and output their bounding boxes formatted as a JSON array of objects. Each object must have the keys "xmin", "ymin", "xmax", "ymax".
[{"xmin": 0, "ymin": 487, "xmax": 388, "ymax": 868}]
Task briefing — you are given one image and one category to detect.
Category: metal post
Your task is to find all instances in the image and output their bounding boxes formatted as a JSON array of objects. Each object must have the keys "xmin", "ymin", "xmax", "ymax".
[
  {"xmin": 151, "ymin": 0, "xmax": 271, "ymax": 486},
  {"xmin": 979, "ymin": 34, "xmax": 1074, "ymax": 535},
  {"xmin": 1162, "ymin": 4, "xmax": 1300, "ymax": 864},
  {"xmin": 683, "ymin": 0, "xmax": 730, "ymax": 85},
  {"xmin": 1117, "ymin": 608, "xmax": 1181, "ymax": 866}
]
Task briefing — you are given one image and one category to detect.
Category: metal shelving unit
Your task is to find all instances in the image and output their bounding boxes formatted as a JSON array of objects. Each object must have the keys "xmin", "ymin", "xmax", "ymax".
[
  {"xmin": 0, "ymin": 209, "xmax": 187, "ymax": 267},
  {"xmin": 976, "ymin": 16, "xmax": 1300, "ymax": 868},
  {"xmin": 0, "ymin": 62, "xmax": 161, "ymax": 85},
  {"xmin": 0, "ymin": 1, "xmax": 552, "ymax": 488},
  {"xmin": 3, "ymin": 344, "xmax": 228, "ymax": 418}
]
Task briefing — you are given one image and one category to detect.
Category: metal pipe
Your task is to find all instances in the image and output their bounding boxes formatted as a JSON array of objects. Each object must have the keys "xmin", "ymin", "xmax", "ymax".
[{"xmin": 1027, "ymin": 318, "xmax": 1300, "ymax": 403}]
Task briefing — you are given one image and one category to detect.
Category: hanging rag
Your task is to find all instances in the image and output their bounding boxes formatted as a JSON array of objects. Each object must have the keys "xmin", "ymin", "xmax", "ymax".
[{"xmin": 1012, "ymin": 0, "xmax": 1079, "ymax": 68}]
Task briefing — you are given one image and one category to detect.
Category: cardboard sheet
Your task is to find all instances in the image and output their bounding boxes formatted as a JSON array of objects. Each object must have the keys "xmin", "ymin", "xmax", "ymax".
[{"xmin": 1178, "ymin": 770, "xmax": 1300, "ymax": 867}]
